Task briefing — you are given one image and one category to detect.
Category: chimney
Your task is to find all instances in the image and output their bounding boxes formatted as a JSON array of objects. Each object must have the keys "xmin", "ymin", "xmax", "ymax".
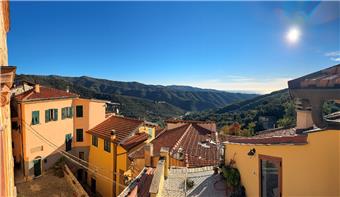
[
  {"xmin": 110, "ymin": 129, "xmax": 116, "ymax": 141},
  {"xmin": 144, "ymin": 144, "xmax": 153, "ymax": 167},
  {"xmin": 295, "ymin": 99, "xmax": 313, "ymax": 131},
  {"xmin": 34, "ymin": 84, "xmax": 40, "ymax": 93},
  {"xmin": 160, "ymin": 147, "xmax": 169, "ymax": 179}
]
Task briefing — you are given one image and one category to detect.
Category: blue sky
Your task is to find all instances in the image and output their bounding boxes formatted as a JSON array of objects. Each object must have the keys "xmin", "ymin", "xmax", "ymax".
[{"xmin": 8, "ymin": 1, "xmax": 340, "ymax": 93}]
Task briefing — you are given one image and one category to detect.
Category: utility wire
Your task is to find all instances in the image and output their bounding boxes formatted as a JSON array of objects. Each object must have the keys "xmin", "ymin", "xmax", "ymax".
[
  {"xmin": 21, "ymin": 118, "xmax": 126, "ymax": 177},
  {"xmin": 21, "ymin": 119, "xmax": 127, "ymax": 189}
]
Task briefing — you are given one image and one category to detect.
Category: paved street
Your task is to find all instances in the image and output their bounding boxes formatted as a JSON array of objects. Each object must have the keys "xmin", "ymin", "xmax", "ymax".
[{"xmin": 163, "ymin": 167, "xmax": 226, "ymax": 197}]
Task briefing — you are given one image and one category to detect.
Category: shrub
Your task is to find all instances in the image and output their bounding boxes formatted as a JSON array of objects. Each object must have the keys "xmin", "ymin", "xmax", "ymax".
[{"xmin": 222, "ymin": 165, "xmax": 241, "ymax": 188}]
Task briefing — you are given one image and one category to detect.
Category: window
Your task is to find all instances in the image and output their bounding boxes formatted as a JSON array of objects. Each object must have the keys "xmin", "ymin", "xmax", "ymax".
[
  {"xmin": 76, "ymin": 129, "xmax": 84, "ymax": 142},
  {"xmin": 148, "ymin": 128, "xmax": 153, "ymax": 139},
  {"xmin": 76, "ymin": 105, "xmax": 83, "ymax": 117},
  {"xmin": 45, "ymin": 109, "xmax": 58, "ymax": 123},
  {"xmin": 79, "ymin": 152, "xmax": 85, "ymax": 160},
  {"xmin": 104, "ymin": 140, "xmax": 111, "ymax": 152},
  {"xmin": 32, "ymin": 111, "xmax": 40, "ymax": 125},
  {"xmin": 92, "ymin": 136, "xmax": 98, "ymax": 147},
  {"xmin": 62, "ymin": 107, "xmax": 73, "ymax": 120},
  {"xmin": 259, "ymin": 155, "xmax": 282, "ymax": 197},
  {"xmin": 65, "ymin": 133, "xmax": 72, "ymax": 151}
]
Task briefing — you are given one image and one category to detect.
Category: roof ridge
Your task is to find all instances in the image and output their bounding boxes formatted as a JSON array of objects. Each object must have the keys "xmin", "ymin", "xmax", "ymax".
[
  {"xmin": 170, "ymin": 124, "xmax": 192, "ymax": 155},
  {"xmin": 152, "ymin": 124, "xmax": 189, "ymax": 141}
]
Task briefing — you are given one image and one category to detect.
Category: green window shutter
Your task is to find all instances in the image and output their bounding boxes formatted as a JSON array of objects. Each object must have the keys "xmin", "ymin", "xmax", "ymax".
[
  {"xmin": 32, "ymin": 111, "xmax": 35, "ymax": 124},
  {"xmin": 92, "ymin": 136, "xmax": 98, "ymax": 147},
  {"xmin": 104, "ymin": 140, "xmax": 111, "ymax": 153},
  {"xmin": 69, "ymin": 107, "xmax": 73, "ymax": 118},
  {"xmin": 32, "ymin": 111, "xmax": 40, "ymax": 125},
  {"xmin": 45, "ymin": 110, "xmax": 49, "ymax": 123},
  {"xmin": 54, "ymin": 109, "xmax": 58, "ymax": 121},
  {"xmin": 61, "ymin": 108, "xmax": 65, "ymax": 120}
]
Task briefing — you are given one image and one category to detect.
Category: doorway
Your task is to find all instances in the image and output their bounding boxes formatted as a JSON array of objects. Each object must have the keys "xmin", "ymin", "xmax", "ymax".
[
  {"xmin": 91, "ymin": 178, "xmax": 96, "ymax": 194},
  {"xmin": 77, "ymin": 169, "xmax": 83, "ymax": 182},
  {"xmin": 33, "ymin": 157, "xmax": 42, "ymax": 177},
  {"xmin": 259, "ymin": 155, "xmax": 282, "ymax": 197}
]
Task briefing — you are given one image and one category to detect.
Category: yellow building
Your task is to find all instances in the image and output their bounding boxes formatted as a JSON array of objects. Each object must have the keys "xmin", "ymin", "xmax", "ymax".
[
  {"xmin": 11, "ymin": 84, "xmax": 107, "ymax": 180},
  {"xmin": 0, "ymin": 0, "xmax": 17, "ymax": 196},
  {"xmin": 87, "ymin": 115, "xmax": 156, "ymax": 197},
  {"xmin": 224, "ymin": 64, "xmax": 340, "ymax": 197}
]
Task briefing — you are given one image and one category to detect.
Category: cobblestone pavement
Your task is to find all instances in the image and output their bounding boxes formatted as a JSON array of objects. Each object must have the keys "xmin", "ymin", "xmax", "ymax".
[
  {"xmin": 16, "ymin": 170, "xmax": 76, "ymax": 197},
  {"xmin": 163, "ymin": 166, "xmax": 226, "ymax": 197}
]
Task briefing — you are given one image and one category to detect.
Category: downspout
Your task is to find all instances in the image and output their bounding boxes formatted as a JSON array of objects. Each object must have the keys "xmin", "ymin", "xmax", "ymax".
[
  {"xmin": 113, "ymin": 143, "xmax": 117, "ymax": 197},
  {"xmin": 19, "ymin": 103, "xmax": 26, "ymax": 177}
]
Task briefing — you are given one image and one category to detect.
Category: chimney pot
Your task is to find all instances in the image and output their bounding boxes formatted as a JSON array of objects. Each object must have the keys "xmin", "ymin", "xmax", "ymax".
[{"xmin": 110, "ymin": 129, "xmax": 116, "ymax": 141}]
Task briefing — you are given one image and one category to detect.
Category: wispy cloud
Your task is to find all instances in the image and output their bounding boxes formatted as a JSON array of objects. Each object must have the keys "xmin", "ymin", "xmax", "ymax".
[
  {"xmin": 181, "ymin": 77, "xmax": 292, "ymax": 94},
  {"xmin": 325, "ymin": 51, "xmax": 340, "ymax": 62}
]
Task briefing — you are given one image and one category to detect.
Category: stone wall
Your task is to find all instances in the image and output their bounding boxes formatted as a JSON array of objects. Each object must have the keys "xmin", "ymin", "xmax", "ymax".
[{"xmin": 64, "ymin": 164, "xmax": 89, "ymax": 197}]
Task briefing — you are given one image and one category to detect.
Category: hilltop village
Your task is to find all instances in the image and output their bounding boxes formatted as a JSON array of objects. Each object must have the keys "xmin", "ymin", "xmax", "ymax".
[{"xmin": 1, "ymin": 1, "xmax": 340, "ymax": 197}]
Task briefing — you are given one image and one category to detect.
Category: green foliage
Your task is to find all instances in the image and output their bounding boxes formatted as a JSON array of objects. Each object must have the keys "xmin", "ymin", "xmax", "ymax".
[
  {"xmin": 185, "ymin": 89, "xmax": 295, "ymax": 133},
  {"xmin": 222, "ymin": 165, "xmax": 241, "ymax": 188}
]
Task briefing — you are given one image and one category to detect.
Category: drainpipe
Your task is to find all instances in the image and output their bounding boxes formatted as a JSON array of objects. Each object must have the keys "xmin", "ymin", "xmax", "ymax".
[{"xmin": 112, "ymin": 143, "xmax": 117, "ymax": 197}]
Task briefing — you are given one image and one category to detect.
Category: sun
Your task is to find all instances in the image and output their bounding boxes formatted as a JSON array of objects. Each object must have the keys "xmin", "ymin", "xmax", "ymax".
[{"xmin": 286, "ymin": 27, "xmax": 301, "ymax": 44}]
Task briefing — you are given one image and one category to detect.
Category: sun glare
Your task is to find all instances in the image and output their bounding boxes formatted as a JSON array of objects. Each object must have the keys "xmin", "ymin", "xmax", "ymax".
[{"xmin": 286, "ymin": 27, "xmax": 301, "ymax": 44}]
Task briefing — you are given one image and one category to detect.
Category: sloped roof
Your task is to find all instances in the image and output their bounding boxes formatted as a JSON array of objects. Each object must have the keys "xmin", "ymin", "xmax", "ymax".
[
  {"xmin": 121, "ymin": 132, "xmax": 149, "ymax": 151},
  {"xmin": 224, "ymin": 128, "xmax": 308, "ymax": 145},
  {"xmin": 288, "ymin": 64, "xmax": 340, "ymax": 89},
  {"xmin": 129, "ymin": 123, "xmax": 219, "ymax": 168},
  {"xmin": 87, "ymin": 115, "xmax": 144, "ymax": 143},
  {"xmin": 15, "ymin": 86, "xmax": 78, "ymax": 102}
]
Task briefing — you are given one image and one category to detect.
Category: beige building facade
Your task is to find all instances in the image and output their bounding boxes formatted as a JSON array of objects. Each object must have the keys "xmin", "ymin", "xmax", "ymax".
[
  {"xmin": 0, "ymin": 0, "xmax": 16, "ymax": 196},
  {"xmin": 11, "ymin": 85, "xmax": 107, "ymax": 179}
]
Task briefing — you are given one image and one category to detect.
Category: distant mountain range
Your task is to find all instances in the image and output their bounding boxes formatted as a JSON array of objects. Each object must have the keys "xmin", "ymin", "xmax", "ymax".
[
  {"xmin": 15, "ymin": 74, "xmax": 257, "ymax": 122},
  {"xmin": 184, "ymin": 89, "xmax": 295, "ymax": 131}
]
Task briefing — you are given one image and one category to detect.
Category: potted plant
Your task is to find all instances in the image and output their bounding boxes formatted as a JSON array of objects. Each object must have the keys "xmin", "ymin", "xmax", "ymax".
[{"xmin": 222, "ymin": 159, "xmax": 241, "ymax": 195}]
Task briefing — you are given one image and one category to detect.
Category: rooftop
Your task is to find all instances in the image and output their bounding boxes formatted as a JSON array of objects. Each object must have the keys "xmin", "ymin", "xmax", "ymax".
[
  {"xmin": 223, "ymin": 127, "xmax": 308, "ymax": 145},
  {"xmin": 87, "ymin": 115, "xmax": 144, "ymax": 144},
  {"xmin": 129, "ymin": 123, "xmax": 219, "ymax": 168},
  {"xmin": 288, "ymin": 64, "xmax": 340, "ymax": 89},
  {"xmin": 288, "ymin": 64, "xmax": 340, "ymax": 128},
  {"xmin": 14, "ymin": 85, "xmax": 78, "ymax": 102},
  {"xmin": 119, "ymin": 167, "xmax": 155, "ymax": 197}
]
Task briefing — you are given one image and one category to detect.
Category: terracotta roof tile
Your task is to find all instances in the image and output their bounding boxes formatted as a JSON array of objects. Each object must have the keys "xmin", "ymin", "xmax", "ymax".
[
  {"xmin": 129, "ymin": 122, "xmax": 219, "ymax": 168},
  {"xmin": 121, "ymin": 133, "xmax": 149, "ymax": 151},
  {"xmin": 15, "ymin": 86, "xmax": 78, "ymax": 102},
  {"xmin": 126, "ymin": 168, "xmax": 155, "ymax": 197},
  {"xmin": 225, "ymin": 128, "xmax": 308, "ymax": 145},
  {"xmin": 87, "ymin": 116, "xmax": 144, "ymax": 143},
  {"xmin": 288, "ymin": 64, "xmax": 340, "ymax": 89}
]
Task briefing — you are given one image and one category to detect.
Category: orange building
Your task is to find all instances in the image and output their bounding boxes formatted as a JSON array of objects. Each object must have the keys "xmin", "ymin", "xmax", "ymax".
[
  {"xmin": 11, "ymin": 84, "xmax": 107, "ymax": 180},
  {"xmin": 224, "ymin": 65, "xmax": 340, "ymax": 197},
  {"xmin": 0, "ymin": 0, "xmax": 17, "ymax": 196},
  {"xmin": 86, "ymin": 115, "xmax": 156, "ymax": 197}
]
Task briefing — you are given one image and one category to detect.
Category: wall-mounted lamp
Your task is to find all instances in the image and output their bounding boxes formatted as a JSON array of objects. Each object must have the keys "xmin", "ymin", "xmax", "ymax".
[{"xmin": 247, "ymin": 148, "xmax": 256, "ymax": 156}]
